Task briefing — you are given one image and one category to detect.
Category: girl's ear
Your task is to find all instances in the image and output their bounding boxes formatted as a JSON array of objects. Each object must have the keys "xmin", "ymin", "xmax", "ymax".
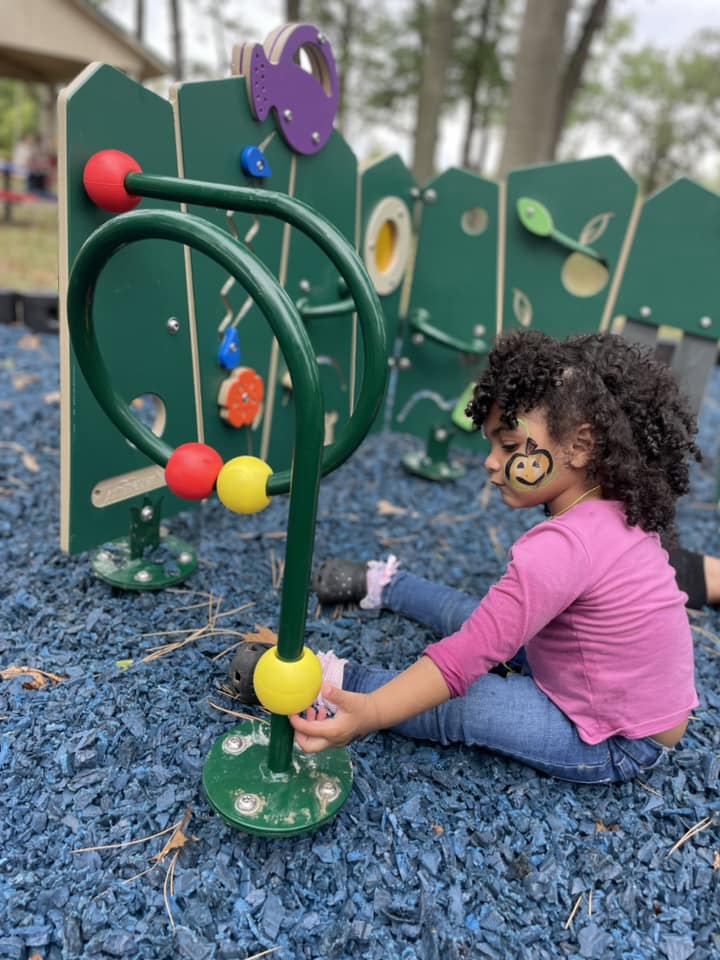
[{"xmin": 569, "ymin": 423, "xmax": 594, "ymax": 468}]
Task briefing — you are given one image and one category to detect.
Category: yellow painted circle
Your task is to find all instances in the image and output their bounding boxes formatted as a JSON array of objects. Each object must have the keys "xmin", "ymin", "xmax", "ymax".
[
  {"xmin": 375, "ymin": 219, "xmax": 397, "ymax": 274},
  {"xmin": 216, "ymin": 456, "xmax": 272, "ymax": 514},
  {"xmin": 253, "ymin": 646, "xmax": 323, "ymax": 715},
  {"xmin": 561, "ymin": 252, "xmax": 609, "ymax": 298}
]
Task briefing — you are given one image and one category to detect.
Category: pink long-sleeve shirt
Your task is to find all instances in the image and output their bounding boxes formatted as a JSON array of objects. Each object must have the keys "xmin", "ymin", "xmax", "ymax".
[{"xmin": 424, "ymin": 500, "xmax": 698, "ymax": 744}]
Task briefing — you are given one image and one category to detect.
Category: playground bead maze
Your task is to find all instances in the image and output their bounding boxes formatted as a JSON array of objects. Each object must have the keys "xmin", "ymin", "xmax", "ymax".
[{"xmin": 58, "ymin": 22, "xmax": 720, "ymax": 835}]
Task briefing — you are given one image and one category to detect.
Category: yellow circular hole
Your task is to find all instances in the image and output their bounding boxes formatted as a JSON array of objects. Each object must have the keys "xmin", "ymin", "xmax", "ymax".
[
  {"xmin": 561, "ymin": 252, "xmax": 609, "ymax": 298},
  {"xmin": 375, "ymin": 219, "xmax": 397, "ymax": 275}
]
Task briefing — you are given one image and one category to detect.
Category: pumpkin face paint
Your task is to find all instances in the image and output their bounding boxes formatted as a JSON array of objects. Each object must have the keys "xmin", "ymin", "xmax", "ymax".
[{"xmin": 504, "ymin": 419, "xmax": 554, "ymax": 492}]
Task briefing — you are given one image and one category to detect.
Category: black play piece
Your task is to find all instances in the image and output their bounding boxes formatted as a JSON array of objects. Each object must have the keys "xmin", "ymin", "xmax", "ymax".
[
  {"xmin": 313, "ymin": 558, "xmax": 368, "ymax": 604},
  {"xmin": 227, "ymin": 642, "xmax": 267, "ymax": 703}
]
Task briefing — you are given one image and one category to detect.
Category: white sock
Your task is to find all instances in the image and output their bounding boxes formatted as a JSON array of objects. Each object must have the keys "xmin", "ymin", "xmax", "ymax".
[
  {"xmin": 315, "ymin": 649, "xmax": 347, "ymax": 712},
  {"xmin": 360, "ymin": 554, "xmax": 399, "ymax": 610}
]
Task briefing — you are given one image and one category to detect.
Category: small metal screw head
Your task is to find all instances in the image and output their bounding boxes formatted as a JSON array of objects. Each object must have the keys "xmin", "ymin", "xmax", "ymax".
[
  {"xmin": 316, "ymin": 780, "xmax": 341, "ymax": 802},
  {"xmin": 222, "ymin": 734, "xmax": 247, "ymax": 755},
  {"xmin": 299, "ymin": 279, "xmax": 311, "ymax": 293},
  {"xmin": 387, "ymin": 357, "xmax": 396, "ymax": 368},
  {"xmin": 435, "ymin": 428, "xmax": 448, "ymax": 442},
  {"xmin": 134, "ymin": 569, "xmax": 152, "ymax": 584},
  {"xmin": 398, "ymin": 357, "xmax": 411, "ymax": 370},
  {"xmin": 140, "ymin": 505, "xmax": 154, "ymax": 522},
  {"xmin": 283, "ymin": 108, "xmax": 293, "ymax": 121},
  {"xmin": 473, "ymin": 325, "xmax": 486, "ymax": 337},
  {"xmin": 317, "ymin": 32, "xmax": 327, "ymax": 43},
  {"xmin": 167, "ymin": 317, "xmax": 180, "ymax": 335},
  {"xmin": 234, "ymin": 793, "xmax": 261, "ymax": 814},
  {"xmin": 410, "ymin": 186, "xmax": 421, "ymax": 199},
  {"xmin": 423, "ymin": 189, "xmax": 437, "ymax": 204},
  {"xmin": 700, "ymin": 316, "xmax": 712, "ymax": 329},
  {"xmin": 640, "ymin": 305, "xmax": 652, "ymax": 318},
  {"xmin": 311, "ymin": 131, "xmax": 321, "ymax": 144},
  {"xmin": 178, "ymin": 552, "xmax": 193, "ymax": 565},
  {"xmin": 411, "ymin": 333, "xmax": 425, "ymax": 346},
  {"xmin": 525, "ymin": 206, "xmax": 535, "ymax": 218}
]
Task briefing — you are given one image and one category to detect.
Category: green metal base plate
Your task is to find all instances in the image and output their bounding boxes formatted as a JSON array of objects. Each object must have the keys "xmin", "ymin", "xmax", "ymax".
[
  {"xmin": 402, "ymin": 450, "xmax": 466, "ymax": 482},
  {"xmin": 203, "ymin": 719, "xmax": 353, "ymax": 837},
  {"xmin": 92, "ymin": 535, "xmax": 198, "ymax": 590}
]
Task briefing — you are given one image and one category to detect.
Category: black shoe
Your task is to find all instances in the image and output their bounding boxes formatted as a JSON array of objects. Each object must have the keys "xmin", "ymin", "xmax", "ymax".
[
  {"xmin": 313, "ymin": 559, "xmax": 368, "ymax": 605},
  {"xmin": 227, "ymin": 642, "xmax": 268, "ymax": 703}
]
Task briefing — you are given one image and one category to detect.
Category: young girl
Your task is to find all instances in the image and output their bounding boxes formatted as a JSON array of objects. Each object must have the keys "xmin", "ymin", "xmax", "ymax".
[{"xmin": 234, "ymin": 331, "xmax": 701, "ymax": 784}]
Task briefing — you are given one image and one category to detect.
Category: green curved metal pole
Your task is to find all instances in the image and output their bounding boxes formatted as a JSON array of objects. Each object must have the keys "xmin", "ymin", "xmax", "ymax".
[
  {"xmin": 123, "ymin": 172, "xmax": 388, "ymax": 490},
  {"xmin": 67, "ymin": 211, "xmax": 325, "ymax": 773}
]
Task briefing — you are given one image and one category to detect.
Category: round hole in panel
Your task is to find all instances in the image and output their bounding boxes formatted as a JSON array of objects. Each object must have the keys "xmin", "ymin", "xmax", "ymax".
[
  {"xmin": 363, "ymin": 196, "xmax": 412, "ymax": 296},
  {"xmin": 561, "ymin": 252, "xmax": 609, "ymax": 298},
  {"xmin": 461, "ymin": 206, "xmax": 489, "ymax": 236},
  {"xmin": 128, "ymin": 393, "xmax": 167, "ymax": 438}
]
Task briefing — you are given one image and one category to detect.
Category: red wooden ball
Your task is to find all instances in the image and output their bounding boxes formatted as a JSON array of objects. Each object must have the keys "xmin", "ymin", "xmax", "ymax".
[
  {"xmin": 165, "ymin": 443, "xmax": 224, "ymax": 501},
  {"xmin": 83, "ymin": 150, "xmax": 143, "ymax": 213}
]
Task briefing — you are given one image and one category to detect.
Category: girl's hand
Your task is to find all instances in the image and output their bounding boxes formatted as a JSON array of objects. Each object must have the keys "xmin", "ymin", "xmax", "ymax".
[{"xmin": 290, "ymin": 684, "xmax": 378, "ymax": 753}]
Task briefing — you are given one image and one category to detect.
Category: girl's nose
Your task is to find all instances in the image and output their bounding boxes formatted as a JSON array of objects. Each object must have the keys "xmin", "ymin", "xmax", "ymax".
[{"xmin": 484, "ymin": 450, "xmax": 500, "ymax": 474}]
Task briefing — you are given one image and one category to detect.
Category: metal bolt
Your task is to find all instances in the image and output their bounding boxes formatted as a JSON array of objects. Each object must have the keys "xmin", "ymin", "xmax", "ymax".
[
  {"xmin": 167, "ymin": 317, "xmax": 180, "ymax": 335},
  {"xmin": 398, "ymin": 357, "xmax": 411, "ymax": 370},
  {"xmin": 700, "ymin": 316, "xmax": 712, "ymax": 329},
  {"xmin": 283, "ymin": 108, "xmax": 293, "ymax": 121},
  {"xmin": 434, "ymin": 428, "xmax": 448, "ymax": 442},
  {"xmin": 315, "ymin": 780, "xmax": 341, "ymax": 802},
  {"xmin": 640, "ymin": 305, "xmax": 652, "ymax": 318},
  {"xmin": 387, "ymin": 357, "xmax": 396, "ymax": 368},
  {"xmin": 234, "ymin": 793, "xmax": 261, "ymax": 814},
  {"xmin": 299, "ymin": 279, "xmax": 311, "ymax": 293},
  {"xmin": 134, "ymin": 570, "xmax": 152, "ymax": 584},
  {"xmin": 311, "ymin": 132, "xmax": 321, "ymax": 144},
  {"xmin": 178, "ymin": 552, "xmax": 193, "ymax": 565},
  {"xmin": 140, "ymin": 505, "xmax": 154, "ymax": 522},
  {"xmin": 411, "ymin": 333, "xmax": 425, "ymax": 346},
  {"xmin": 222, "ymin": 734, "xmax": 248, "ymax": 755},
  {"xmin": 410, "ymin": 186, "xmax": 421, "ymax": 199},
  {"xmin": 525, "ymin": 206, "xmax": 535, "ymax": 218},
  {"xmin": 317, "ymin": 32, "xmax": 327, "ymax": 43},
  {"xmin": 423, "ymin": 189, "xmax": 437, "ymax": 204},
  {"xmin": 473, "ymin": 325, "xmax": 486, "ymax": 337}
]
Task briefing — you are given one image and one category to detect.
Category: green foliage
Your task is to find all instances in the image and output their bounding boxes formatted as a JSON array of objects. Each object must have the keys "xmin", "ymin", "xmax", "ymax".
[
  {"xmin": 569, "ymin": 24, "xmax": 720, "ymax": 193},
  {"xmin": 0, "ymin": 81, "xmax": 40, "ymax": 159}
]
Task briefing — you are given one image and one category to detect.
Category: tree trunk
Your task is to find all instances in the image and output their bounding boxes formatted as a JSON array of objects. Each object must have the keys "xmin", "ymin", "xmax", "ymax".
[
  {"xmin": 169, "ymin": 0, "xmax": 184, "ymax": 81},
  {"xmin": 497, "ymin": 0, "xmax": 571, "ymax": 178},
  {"xmin": 285, "ymin": 0, "xmax": 302, "ymax": 20},
  {"xmin": 335, "ymin": 2, "xmax": 355, "ymax": 135},
  {"xmin": 460, "ymin": 0, "xmax": 494, "ymax": 170},
  {"xmin": 550, "ymin": 0, "xmax": 610, "ymax": 155},
  {"xmin": 412, "ymin": 0, "xmax": 457, "ymax": 184},
  {"xmin": 135, "ymin": 0, "xmax": 144, "ymax": 42}
]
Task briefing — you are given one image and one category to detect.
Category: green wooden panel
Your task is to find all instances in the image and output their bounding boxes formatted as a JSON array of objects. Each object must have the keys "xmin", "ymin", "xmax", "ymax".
[
  {"xmin": 60, "ymin": 64, "xmax": 197, "ymax": 555},
  {"xmin": 612, "ymin": 178, "xmax": 720, "ymax": 340},
  {"xmin": 503, "ymin": 155, "xmax": 639, "ymax": 338},
  {"xmin": 173, "ymin": 76, "xmax": 288, "ymax": 469},
  {"xmin": 391, "ymin": 167, "xmax": 497, "ymax": 450},
  {"xmin": 358, "ymin": 154, "xmax": 417, "ymax": 434},
  {"xmin": 275, "ymin": 138, "xmax": 358, "ymax": 458},
  {"xmin": 174, "ymin": 77, "xmax": 359, "ymax": 471}
]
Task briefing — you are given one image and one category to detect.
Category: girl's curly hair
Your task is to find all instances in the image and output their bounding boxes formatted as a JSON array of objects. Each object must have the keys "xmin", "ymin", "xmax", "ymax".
[{"xmin": 466, "ymin": 330, "xmax": 701, "ymax": 535}]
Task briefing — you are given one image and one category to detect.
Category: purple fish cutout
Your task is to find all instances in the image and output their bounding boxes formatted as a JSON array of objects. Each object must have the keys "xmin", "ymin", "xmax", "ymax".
[{"xmin": 235, "ymin": 23, "xmax": 339, "ymax": 156}]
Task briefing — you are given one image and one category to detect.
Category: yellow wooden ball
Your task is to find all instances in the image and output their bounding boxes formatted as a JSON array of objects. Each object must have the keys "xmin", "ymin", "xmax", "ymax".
[
  {"xmin": 216, "ymin": 456, "xmax": 272, "ymax": 514},
  {"xmin": 253, "ymin": 646, "xmax": 323, "ymax": 716}
]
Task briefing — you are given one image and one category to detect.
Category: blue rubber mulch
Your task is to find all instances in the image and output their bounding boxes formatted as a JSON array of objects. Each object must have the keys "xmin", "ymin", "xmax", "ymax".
[{"xmin": 1, "ymin": 322, "xmax": 719, "ymax": 960}]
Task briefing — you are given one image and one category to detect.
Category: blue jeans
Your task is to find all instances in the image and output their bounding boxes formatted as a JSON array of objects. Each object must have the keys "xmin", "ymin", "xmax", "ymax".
[{"xmin": 342, "ymin": 571, "xmax": 668, "ymax": 784}]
